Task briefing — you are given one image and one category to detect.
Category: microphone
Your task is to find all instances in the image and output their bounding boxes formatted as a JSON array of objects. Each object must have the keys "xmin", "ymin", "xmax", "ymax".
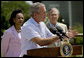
[
  {"xmin": 56, "ymin": 26, "xmax": 69, "ymax": 38},
  {"xmin": 50, "ymin": 27, "xmax": 63, "ymax": 41},
  {"xmin": 55, "ymin": 31, "xmax": 63, "ymax": 41}
]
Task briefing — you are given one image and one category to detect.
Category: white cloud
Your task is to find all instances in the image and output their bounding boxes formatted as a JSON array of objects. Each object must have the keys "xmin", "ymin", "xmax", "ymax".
[{"xmin": 26, "ymin": 1, "xmax": 33, "ymax": 5}]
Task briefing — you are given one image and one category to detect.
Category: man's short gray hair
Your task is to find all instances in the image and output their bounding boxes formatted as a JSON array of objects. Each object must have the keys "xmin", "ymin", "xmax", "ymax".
[
  {"xmin": 48, "ymin": 8, "xmax": 60, "ymax": 15},
  {"xmin": 30, "ymin": 2, "xmax": 45, "ymax": 15}
]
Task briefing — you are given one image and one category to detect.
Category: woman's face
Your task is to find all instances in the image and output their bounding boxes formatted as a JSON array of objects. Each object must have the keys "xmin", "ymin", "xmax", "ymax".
[{"xmin": 13, "ymin": 13, "xmax": 24, "ymax": 26}]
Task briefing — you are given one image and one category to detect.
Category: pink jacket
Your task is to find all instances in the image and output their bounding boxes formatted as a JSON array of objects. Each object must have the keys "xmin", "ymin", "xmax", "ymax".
[{"xmin": 1, "ymin": 25, "xmax": 21, "ymax": 57}]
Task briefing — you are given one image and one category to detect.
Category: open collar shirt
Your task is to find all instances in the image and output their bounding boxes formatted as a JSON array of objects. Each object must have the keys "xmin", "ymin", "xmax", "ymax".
[
  {"xmin": 49, "ymin": 22, "xmax": 58, "ymax": 29},
  {"xmin": 21, "ymin": 17, "xmax": 54, "ymax": 55}
]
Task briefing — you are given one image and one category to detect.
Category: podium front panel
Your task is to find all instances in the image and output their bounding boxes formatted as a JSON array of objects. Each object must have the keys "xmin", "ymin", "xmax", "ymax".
[{"xmin": 27, "ymin": 45, "xmax": 82, "ymax": 57}]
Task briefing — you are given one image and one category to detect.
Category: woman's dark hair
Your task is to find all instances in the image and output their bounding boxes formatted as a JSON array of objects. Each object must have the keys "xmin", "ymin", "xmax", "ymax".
[{"xmin": 9, "ymin": 9, "xmax": 22, "ymax": 26}]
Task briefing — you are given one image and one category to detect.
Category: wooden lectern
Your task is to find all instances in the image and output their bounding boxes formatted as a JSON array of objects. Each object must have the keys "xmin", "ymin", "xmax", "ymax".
[
  {"xmin": 27, "ymin": 34, "xmax": 83, "ymax": 57},
  {"xmin": 27, "ymin": 45, "xmax": 82, "ymax": 57}
]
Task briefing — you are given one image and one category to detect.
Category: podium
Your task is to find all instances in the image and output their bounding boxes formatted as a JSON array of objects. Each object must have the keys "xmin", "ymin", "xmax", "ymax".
[
  {"xmin": 27, "ymin": 33, "xmax": 83, "ymax": 57},
  {"xmin": 27, "ymin": 45, "xmax": 82, "ymax": 57}
]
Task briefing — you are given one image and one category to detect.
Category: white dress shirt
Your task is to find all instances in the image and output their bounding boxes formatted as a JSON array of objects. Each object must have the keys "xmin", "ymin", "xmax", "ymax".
[{"xmin": 21, "ymin": 17, "xmax": 54, "ymax": 55}]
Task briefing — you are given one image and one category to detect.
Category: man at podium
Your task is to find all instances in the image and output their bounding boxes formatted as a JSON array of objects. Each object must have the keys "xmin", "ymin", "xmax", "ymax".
[{"xmin": 21, "ymin": 2, "xmax": 78, "ymax": 57}]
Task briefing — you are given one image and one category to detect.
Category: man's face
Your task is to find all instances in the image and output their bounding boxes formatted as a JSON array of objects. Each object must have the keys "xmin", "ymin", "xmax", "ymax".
[
  {"xmin": 37, "ymin": 6, "xmax": 46, "ymax": 22},
  {"xmin": 48, "ymin": 9, "xmax": 59, "ymax": 25}
]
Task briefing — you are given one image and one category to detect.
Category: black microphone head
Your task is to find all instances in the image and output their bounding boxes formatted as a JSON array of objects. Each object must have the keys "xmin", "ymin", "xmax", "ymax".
[
  {"xmin": 55, "ymin": 30, "xmax": 63, "ymax": 41},
  {"xmin": 56, "ymin": 26, "xmax": 69, "ymax": 38},
  {"xmin": 56, "ymin": 26, "xmax": 64, "ymax": 33},
  {"xmin": 50, "ymin": 26, "xmax": 63, "ymax": 40},
  {"xmin": 49, "ymin": 27, "xmax": 57, "ymax": 34}
]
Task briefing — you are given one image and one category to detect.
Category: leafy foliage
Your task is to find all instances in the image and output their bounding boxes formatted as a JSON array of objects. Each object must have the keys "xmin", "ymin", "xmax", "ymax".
[
  {"xmin": 72, "ymin": 24, "xmax": 83, "ymax": 45},
  {"xmin": 72, "ymin": 24, "xmax": 83, "ymax": 33}
]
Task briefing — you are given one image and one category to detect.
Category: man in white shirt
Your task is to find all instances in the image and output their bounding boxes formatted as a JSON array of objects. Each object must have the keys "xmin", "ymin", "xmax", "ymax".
[
  {"xmin": 21, "ymin": 2, "xmax": 76, "ymax": 56},
  {"xmin": 21, "ymin": 2, "xmax": 60, "ymax": 56}
]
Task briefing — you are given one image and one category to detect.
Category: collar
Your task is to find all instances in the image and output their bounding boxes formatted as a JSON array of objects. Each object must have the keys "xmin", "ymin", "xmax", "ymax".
[
  {"xmin": 31, "ymin": 17, "xmax": 40, "ymax": 27},
  {"xmin": 12, "ymin": 25, "xmax": 18, "ymax": 33},
  {"xmin": 49, "ymin": 22, "xmax": 58, "ymax": 28},
  {"xmin": 11, "ymin": 25, "xmax": 21, "ymax": 38}
]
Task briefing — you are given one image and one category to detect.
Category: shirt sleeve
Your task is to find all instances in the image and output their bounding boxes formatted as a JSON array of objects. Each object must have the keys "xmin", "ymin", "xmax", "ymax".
[
  {"xmin": 1, "ymin": 30, "xmax": 11, "ymax": 57},
  {"xmin": 21, "ymin": 26, "xmax": 41, "ymax": 41}
]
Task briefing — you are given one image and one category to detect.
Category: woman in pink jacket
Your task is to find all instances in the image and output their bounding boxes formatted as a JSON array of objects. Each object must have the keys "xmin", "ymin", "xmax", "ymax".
[{"xmin": 1, "ymin": 9, "xmax": 24, "ymax": 57}]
